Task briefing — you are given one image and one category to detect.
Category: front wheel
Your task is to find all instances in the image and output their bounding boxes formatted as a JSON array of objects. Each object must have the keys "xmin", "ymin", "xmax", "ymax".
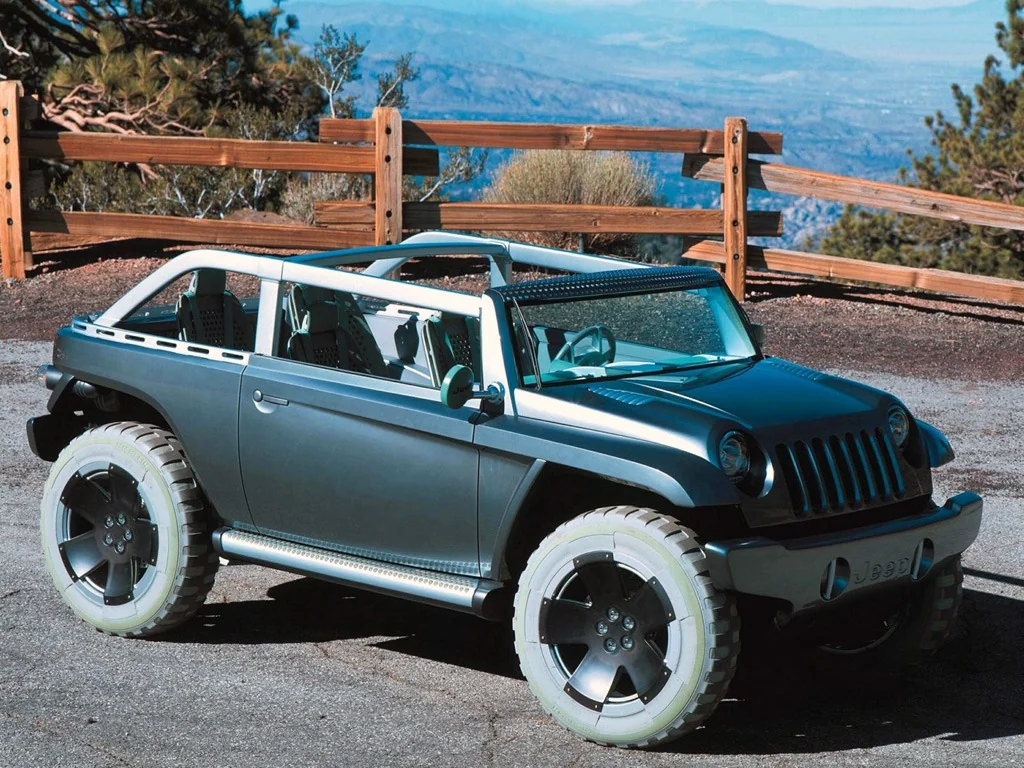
[
  {"xmin": 513, "ymin": 506, "xmax": 740, "ymax": 748},
  {"xmin": 40, "ymin": 422, "xmax": 218, "ymax": 637}
]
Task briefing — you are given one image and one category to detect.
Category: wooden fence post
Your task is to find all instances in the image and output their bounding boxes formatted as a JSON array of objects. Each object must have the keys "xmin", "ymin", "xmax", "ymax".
[
  {"xmin": 0, "ymin": 81, "xmax": 27, "ymax": 280},
  {"xmin": 373, "ymin": 107, "xmax": 403, "ymax": 251},
  {"xmin": 722, "ymin": 117, "xmax": 748, "ymax": 300}
]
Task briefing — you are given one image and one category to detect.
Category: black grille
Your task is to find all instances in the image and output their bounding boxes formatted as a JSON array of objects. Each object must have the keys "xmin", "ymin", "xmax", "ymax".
[{"xmin": 776, "ymin": 428, "xmax": 905, "ymax": 517}]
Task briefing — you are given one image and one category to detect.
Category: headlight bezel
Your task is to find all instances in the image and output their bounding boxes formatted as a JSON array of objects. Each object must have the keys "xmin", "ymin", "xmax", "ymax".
[
  {"xmin": 888, "ymin": 405, "xmax": 910, "ymax": 449},
  {"xmin": 718, "ymin": 430, "xmax": 752, "ymax": 484}
]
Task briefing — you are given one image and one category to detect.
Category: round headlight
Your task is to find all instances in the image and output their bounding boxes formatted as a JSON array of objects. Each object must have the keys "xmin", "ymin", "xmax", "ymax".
[
  {"xmin": 719, "ymin": 432, "xmax": 751, "ymax": 483},
  {"xmin": 888, "ymin": 406, "xmax": 910, "ymax": 448}
]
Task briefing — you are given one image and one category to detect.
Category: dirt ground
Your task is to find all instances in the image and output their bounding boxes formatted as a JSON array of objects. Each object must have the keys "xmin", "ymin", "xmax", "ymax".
[{"xmin": 3, "ymin": 241, "xmax": 1022, "ymax": 381}]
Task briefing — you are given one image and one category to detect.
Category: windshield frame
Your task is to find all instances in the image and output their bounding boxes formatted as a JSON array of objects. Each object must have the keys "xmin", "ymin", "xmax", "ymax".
[{"xmin": 502, "ymin": 278, "xmax": 763, "ymax": 390}]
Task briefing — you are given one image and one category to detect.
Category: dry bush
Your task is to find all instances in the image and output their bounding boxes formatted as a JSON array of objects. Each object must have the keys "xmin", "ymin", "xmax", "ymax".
[
  {"xmin": 483, "ymin": 150, "xmax": 656, "ymax": 254},
  {"xmin": 280, "ymin": 173, "xmax": 371, "ymax": 224}
]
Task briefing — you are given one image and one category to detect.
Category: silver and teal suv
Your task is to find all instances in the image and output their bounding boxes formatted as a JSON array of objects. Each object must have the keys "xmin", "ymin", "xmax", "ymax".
[{"xmin": 28, "ymin": 233, "xmax": 982, "ymax": 748}]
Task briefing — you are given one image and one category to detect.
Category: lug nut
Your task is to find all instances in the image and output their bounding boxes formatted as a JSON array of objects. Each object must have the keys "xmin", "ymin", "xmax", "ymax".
[
  {"xmin": 595, "ymin": 621, "xmax": 609, "ymax": 636},
  {"xmin": 116, "ymin": 513, "xmax": 127, "ymax": 526},
  {"xmin": 115, "ymin": 541, "xmax": 126, "ymax": 554},
  {"xmin": 604, "ymin": 638, "xmax": 618, "ymax": 653},
  {"xmin": 104, "ymin": 516, "xmax": 115, "ymax": 529},
  {"xmin": 607, "ymin": 607, "xmax": 621, "ymax": 622},
  {"xmin": 123, "ymin": 529, "xmax": 134, "ymax": 542},
  {"xmin": 622, "ymin": 616, "xmax": 636, "ymax": 631},
  {"xmin": 103, "ymin": 533, "xmax": 114, "ymax": 546},
  {"xmin": 621, "ymin": 635, "xmax": 634, "ymax": 650}
]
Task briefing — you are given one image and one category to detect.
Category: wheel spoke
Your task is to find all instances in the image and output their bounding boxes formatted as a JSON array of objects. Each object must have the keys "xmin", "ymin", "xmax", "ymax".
[
  {"xmin": 104, "ymin": 561, "xmax": 134, "ymax": 603},
  {"xmin": 542, "ymin": 598, "xmax": 592, "ymax": 645},
  {"xmin": 59, "ymin": 532, "xmax": 106, "ymax": 580},
  {"xmin": 575, "ymin": 560, "xmax": 624, "ymax": 604},
  {"xmin": 133, "ymin": 520, "xmax": 159, "ymax": 565},
  {"xmin": 626, "ymin": 578, "xmax": 673, "ymax": 629},
  {"xmin": 624, "ymin": 640, "xmax": 670, "ymax": 702},
  {"xmin": 567, "ymin": 649, "xmax": 621, "ymax": 706},
  {"xmin": 107, "ymin": 465, "xmax": 139, "ymax": 514},
  {"xmin": 61, "ymin": 474, "xmax": 111, "ymax": 525}
]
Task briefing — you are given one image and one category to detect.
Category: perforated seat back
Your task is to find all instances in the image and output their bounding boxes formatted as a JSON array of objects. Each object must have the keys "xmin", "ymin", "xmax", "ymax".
[
  {"xmin": 286, "ymin": 301, "xmax": 352, "ymax": 370},
  {"xmin": 289, "ymin": 285, "xmax": 387, "ymax": 377},
  {"xmin": 423, "ymin": 313, "xmax": 481, "ymax": 386},
  {"xmin": 176, "ymin": 269, "xmax": 255, "ymax": 351}
]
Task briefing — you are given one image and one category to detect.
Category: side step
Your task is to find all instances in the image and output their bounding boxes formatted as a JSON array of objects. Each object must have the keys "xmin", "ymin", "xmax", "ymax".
[{"xmin": 212, "ymin": 528, "xmax": 505, "ymax": 619}]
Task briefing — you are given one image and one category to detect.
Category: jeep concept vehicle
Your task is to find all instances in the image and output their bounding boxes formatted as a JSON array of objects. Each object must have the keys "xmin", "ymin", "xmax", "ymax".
[{"xmin": 29, "ymin": 232, "xmax": 982, "ymax": 748}]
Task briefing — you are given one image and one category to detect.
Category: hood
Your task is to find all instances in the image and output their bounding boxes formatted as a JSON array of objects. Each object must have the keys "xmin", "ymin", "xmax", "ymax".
[{"xmin": 519, "ymin": 358, "xmax": 897, "ymax": 455}]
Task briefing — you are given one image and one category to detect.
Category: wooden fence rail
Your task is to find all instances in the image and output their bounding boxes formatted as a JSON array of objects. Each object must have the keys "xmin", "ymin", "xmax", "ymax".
[
  {"xmin": 314, "ymin": 201, "xmax": 784, "ymax": 237},
  {"xmin": 683, "ymin": 154, "xmax": 1024, "ymax": 231},
  {"xmin": 320, "ymin": 118, "xmax": 785, "ymax": 155}
]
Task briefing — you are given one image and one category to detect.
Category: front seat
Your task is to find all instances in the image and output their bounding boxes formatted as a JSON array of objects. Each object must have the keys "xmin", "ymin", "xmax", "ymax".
[
  {"xmin": 176, "ymin": 269, "xmax": 255, "ymax": 351},
  {"xmin": 289, "ymin": 285, "xmax": 388, "ymax": 377},
  {"xmin": 423, "ymin": 313, "xmax": 481, "ymax": 386}
]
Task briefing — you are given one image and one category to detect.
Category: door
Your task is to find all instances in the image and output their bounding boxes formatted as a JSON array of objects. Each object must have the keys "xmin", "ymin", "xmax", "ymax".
[{"xmin": 238, "ymin": 354, "xmax": 481, "ymax": 576}]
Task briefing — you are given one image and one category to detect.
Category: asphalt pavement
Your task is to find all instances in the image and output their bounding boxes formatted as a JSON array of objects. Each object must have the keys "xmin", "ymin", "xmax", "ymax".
[{"xmin": 1, "ymin": 340, "xmax": 1021, "ymax": 767}]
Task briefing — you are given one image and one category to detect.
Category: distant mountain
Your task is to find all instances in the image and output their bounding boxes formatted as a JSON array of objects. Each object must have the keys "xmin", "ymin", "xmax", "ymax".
[{"xmin": 251, "ymin": 0, "xmax": 1000, "ymax": 244}]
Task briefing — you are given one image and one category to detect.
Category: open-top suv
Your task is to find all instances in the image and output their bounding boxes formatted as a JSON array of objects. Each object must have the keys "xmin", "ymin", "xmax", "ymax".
[{"xmin": 28, "ymin": 233, "xmax": 982, "ymax": 748}]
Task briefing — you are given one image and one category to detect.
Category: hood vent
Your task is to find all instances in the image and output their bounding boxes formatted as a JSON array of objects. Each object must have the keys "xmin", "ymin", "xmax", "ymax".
[
  {"xmin": 588, "ymin": 386, "xmax": 656, "ymax": 407},
  {"xmin": 764, "ymin": 358, "xmax": 829, "ymax": 382}
]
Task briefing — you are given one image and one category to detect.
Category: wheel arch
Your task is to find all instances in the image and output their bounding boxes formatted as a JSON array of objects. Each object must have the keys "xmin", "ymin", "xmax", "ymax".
[{"xmin": 487, "ymin": 461, "xmax": 745, "ymax": 582}]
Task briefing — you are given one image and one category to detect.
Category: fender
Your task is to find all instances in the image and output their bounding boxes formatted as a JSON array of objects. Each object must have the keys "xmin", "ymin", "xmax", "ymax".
[
  {"xmin": 917, "ymin": 419, "xmax": 955, "ymax": 468},
  {"xmin": 474, "ymin": 411, "xmax": 742, "ymax": 579},
  {"xmin": 36, "ymin": 326, "xmax": 252, "ymax": 528}
]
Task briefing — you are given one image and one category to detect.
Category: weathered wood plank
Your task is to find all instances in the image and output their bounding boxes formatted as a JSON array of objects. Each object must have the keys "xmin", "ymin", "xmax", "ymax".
[
  {"xmin": 20, "ymin": 131, "xmax": 440, "ymax": 175},
  {"xmin": 25, "ymin": 210, "xmax": 374, "ymax": 249},
  {"xmin": 722, "ymin": 117, "xmax": 748, "ymax": 299},
  {"xmin": 315, "ymin": 201, "xmax": 784, "ymax": 237},
  {"xmin": 319, "ymin": 119, "xmax": 784, "ymax": 155},
  {"xmin": 374, "ymin": 108, "xmax": 403, "ymax": 246},
  {"xmin": 1, "ymin": 82, "xmax": 28, "ymax": 279},
  {"xmin": 684, "ymin": 154, "xmax": 1024, "ymax": 231},
  {"xmin": 685, "ymin": 240, "xmax": 1024, "ymax": 305}
]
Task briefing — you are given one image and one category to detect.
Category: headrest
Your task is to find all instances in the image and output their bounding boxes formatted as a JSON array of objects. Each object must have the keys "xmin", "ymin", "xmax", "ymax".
[
  {"xmin": 296, "ymin": 285, "xmax": 335, "ymax": 308},
  {"xmin": 188, "ymin": 269, "xmax": 226, "ymax": 297},
  {"xmin": 301, "ymin": 301, "xmax": 340, "ymax": 335}
]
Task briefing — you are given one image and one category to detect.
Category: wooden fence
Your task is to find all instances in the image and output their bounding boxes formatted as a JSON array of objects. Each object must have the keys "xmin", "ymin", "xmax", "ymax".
[{"xmin": 2, "ymin": 79, "xmax": 1023, "ymax": 306}]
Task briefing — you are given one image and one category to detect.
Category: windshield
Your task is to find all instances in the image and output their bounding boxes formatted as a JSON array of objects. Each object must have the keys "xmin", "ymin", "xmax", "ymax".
[{"xmin": 509, "ymin": 283, "xmax": 758, "ymax": 387}]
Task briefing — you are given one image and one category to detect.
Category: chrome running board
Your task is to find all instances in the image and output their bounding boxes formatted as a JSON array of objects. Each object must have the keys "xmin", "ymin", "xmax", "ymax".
[{"xmin": 212, "ymin": 528, "xmax": 504, "ymax": 619}]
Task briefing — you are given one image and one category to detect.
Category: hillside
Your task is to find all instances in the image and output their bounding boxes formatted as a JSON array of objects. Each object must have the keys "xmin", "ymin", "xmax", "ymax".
[{"xmin": 248, "ymin": 0, "xmax": 999, "ymax": 244}]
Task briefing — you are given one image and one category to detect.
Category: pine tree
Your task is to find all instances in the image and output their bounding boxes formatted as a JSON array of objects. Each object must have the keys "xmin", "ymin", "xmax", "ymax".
[{"xmin": 818, "ymin": 0, "xmax": 1024, "ymax": 280}]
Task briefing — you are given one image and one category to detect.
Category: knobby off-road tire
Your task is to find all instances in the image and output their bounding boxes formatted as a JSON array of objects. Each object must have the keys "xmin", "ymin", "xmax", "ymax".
[
  {"xmin": 809, "ymin": 555, "xmax": 964, "ymax": 671},
  {"xmin": 513, "ymin": 506, "xmax": 740, "ymax": 748},
  {"xmin": 40, "ymin": 422, "xmax": 218, "ymax": 637}
]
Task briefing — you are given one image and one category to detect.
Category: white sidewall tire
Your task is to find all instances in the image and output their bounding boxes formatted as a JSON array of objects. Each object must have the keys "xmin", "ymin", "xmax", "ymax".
[
  {"xmin": 513, "ymin": 506, "xmax": 740, "ymax": 748},
  {"xmin": 40, "ymin": 423, "xmax": 216, "ymax": 637}
]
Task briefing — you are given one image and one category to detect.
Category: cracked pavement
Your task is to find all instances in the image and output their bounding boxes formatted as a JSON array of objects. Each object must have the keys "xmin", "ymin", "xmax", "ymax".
[{"xmin": 0, "ymin": 340, "xmax": 1021, "ymax": 767}]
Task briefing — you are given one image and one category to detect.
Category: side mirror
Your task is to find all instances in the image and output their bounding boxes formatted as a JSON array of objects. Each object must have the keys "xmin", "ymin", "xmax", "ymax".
[
  {"xmin": 440, "ymin": 365, "xmax": 504, "ymax": 410},
  {"xmin": 751, "ymin": 323, "xmax": 766, "ymax": 347}
]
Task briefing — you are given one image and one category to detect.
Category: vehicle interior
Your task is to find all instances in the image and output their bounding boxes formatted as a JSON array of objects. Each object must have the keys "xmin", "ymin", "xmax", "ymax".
[{"xmin": 116, "ymin": 268, "xmax": 482, "ymax": 387}]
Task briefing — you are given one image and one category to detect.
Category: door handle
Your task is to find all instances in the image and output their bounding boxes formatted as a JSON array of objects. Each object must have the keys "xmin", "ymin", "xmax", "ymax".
[{"xmin": 253, "ymin": 389, "xmax": 289, "ymax": 406}]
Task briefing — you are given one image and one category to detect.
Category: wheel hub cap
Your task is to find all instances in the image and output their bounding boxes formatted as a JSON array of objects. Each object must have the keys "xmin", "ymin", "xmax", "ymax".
[
  {"xmin": 539, "ymin": 552, "xmax": 676, "ymax": 711},
  {"xmin": 57, "ymin": 464, "xmax": 159, "ymax": 606}
]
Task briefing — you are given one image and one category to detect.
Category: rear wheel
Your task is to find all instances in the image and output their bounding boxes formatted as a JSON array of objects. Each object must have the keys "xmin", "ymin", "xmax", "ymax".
[
  {"xmin": 513, "ymin": 506, "xmax": 740, "ymax": 748},
  {"xmin": 40, "ymin": 422, "xmax": 218, "ymax": 637}
]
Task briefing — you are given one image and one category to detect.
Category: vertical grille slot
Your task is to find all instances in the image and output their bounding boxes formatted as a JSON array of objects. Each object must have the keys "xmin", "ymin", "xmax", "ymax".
[{"xmin": 777, "ymin": 425, "xmax": 906, "ymax": 518}]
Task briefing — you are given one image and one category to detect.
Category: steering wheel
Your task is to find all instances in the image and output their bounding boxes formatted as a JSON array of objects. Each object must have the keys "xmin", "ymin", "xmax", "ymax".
[{"xmin": 553, "ymin": 325, "xmax": 617, "ymax": 367}]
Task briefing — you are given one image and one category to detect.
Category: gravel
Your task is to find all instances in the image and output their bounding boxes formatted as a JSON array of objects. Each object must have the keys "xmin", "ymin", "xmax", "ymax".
[{"xmin": 0, "ymin": 338, "xmax": 1021, "ymax": 767}]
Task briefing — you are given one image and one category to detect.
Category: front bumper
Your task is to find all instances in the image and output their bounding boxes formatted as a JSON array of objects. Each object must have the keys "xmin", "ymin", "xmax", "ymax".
[{"xmin": 703, "ymin": 492, "xmax": 983, "ymax": 613}]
